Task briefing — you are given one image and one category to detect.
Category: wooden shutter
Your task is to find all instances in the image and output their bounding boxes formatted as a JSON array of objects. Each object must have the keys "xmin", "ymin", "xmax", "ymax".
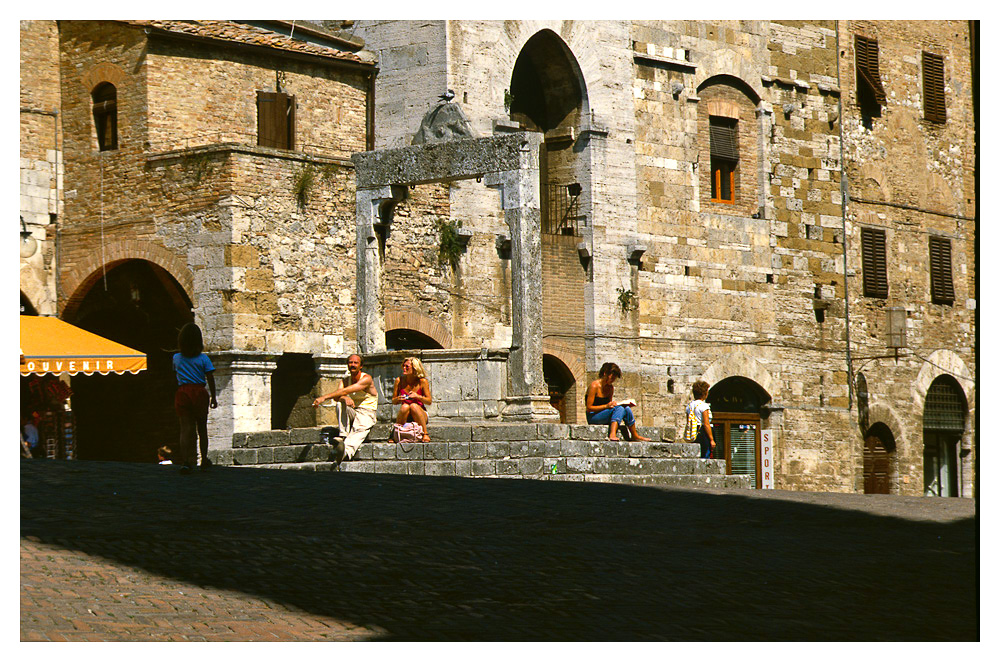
[
  {"xmin": 710, "ymin": 118, "xmax": 739, "ymax": 161},
  {"xmin": 861, "ymin": 227, "xmax": 888, "ymax": 298},
  {"xmin": 923, "ymin": 51, "xmax": 946, "ymax": 123},
  {"xmin": 929, "ymin": 236, "xmax": 955, "ymax": 304},
  {"xmin": 855, "ymin": 35, "xmax": 887, "ymax": 105},
  {"xmin": 257, "ymin": 91, "xmax": 295, "ymax": 149}
]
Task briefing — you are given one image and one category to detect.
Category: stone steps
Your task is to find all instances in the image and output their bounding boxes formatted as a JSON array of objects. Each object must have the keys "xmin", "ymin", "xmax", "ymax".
[{"xmin": 209, "ymin": 422, "xmax": 753, "ymax": 489}]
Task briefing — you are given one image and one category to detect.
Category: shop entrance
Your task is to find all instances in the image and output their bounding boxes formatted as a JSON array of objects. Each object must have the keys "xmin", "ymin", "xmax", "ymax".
[
  {"xmin": 65, "ymin": 259, "xmax": 193, "ymax": 463},
  {"xmin": 708, "ymin": 376, "xmax": 771, "ymax": 488}
]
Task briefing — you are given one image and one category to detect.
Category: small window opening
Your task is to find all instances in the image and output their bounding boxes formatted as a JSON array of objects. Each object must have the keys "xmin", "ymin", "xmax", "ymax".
[
  {"xmin": 92, "ymin": 82, "xmax": 118, "ymax": 151},
  {"xmin": 709, "ymin": 116, "xmax": 738, "ymax": 204}
]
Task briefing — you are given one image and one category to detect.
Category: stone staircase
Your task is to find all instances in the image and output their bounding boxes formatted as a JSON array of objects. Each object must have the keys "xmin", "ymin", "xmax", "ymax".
[{"xmin": 208, "ymin": 422, "xmax": 753, "ymax": 489}]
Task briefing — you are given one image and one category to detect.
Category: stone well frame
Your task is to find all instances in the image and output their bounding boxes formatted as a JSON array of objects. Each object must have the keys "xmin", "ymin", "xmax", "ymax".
[{"xmin": 351, "ymin": 132, "xmax": 556, "ymax": 420}]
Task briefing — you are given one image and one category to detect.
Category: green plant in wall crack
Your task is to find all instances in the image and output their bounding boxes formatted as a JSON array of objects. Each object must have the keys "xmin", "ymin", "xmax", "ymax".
[
  {"xmin": 436, "ymin": 218, "xmax": 465, "ymax": 268},
  {"xmin": 292, "ymin": 165, "xmax": 316, "ymax": 207},
  {"xmin": 617, "ymin": 287, "xmax": 638, "ymax": 314},
  {"xmin": 184, "ymin": 153, "xmax": 216, "ymax": 184}
]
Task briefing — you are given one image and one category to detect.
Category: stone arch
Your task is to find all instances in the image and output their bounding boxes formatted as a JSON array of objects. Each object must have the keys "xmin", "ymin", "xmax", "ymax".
[
  {"xmin": 695, "ymin": 54, "xmax": 765, "ymax": 104},
  {"xmin": 499, "ymin": 22, "xmax": 598, "ymax": 123},
  {"xmin": 81, "ymin": 62, "xmax": 128, "ymax": 91},
  {"xmin": 701, "ymin": 355, "xmax": 777, "ymax": 401},
  {"xmin": 384, "ymin": 308, "xmax": 451, "ymax": 349},
  {"xmin": 913, "ymin": 349, "xmax": 974, "ymax": 414},
  {"xmin": 61, "ymin": 239, "xmax": 194, "ymax": 320},
  {"xmin": 864, "ymin": 401, "xmax": 907, "ymax": 449},
  {"xmin": 508, "ymin": 28, "xmax": 591, "ymax": 132}
]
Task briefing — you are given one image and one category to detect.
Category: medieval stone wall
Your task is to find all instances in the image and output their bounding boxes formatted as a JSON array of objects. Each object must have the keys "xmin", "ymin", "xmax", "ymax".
[
  {"xmin": 839, "ymin": 20, "xmax": 976, "ymax": 496},
  {"xmin": 19, "ymin": 20, "xmax": 62, "ymax": 316}
]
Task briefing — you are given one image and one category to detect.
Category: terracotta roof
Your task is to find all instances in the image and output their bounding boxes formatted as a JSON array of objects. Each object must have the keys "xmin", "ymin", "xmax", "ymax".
[{"xmin": 119, "ymin": 20, "xmax": 368, "ymax": 64}]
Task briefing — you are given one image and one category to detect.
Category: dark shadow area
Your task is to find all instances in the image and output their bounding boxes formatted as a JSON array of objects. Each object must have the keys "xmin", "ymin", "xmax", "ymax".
[{"xmin": 20, "ymin": 460, "xmax": 977, "ymax": 641}]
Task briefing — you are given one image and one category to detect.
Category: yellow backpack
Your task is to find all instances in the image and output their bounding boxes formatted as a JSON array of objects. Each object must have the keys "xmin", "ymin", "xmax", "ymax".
[{"xmin": 684, "ymin": 405, "xmax": 700, "ymax": 442}]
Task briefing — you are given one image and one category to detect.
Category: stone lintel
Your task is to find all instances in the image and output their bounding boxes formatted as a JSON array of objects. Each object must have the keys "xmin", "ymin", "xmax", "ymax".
[{"xmin": 352, "ymin": 133, "xmax": 540, "ymax": 189}]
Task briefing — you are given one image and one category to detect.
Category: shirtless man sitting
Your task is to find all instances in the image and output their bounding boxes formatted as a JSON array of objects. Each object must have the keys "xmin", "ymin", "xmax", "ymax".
[{"xmin": 312, "ymin": 353, "xmax": 378, "ymax": 464}]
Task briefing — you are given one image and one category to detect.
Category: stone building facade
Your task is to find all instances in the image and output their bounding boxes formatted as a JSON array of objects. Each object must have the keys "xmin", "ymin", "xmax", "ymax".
[
  {"xmin": 349, "ymin": 20, "xmax": 977, "ymax": 496},
  {"xmin": 20, "ymin": 19, "xmax": 976, "ymax": 496},
  {"xmin": 20, "ymin": 20, "xmax": 62, "ymax": 317},
  {"xmin": 21, "ymin": 20, "xmax": 377, "ymax": 462}
]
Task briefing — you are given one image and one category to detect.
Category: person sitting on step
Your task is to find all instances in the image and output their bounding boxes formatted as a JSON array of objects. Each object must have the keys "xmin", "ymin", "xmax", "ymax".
[
  {"xmin": 392, "ymin": 356, "xmax": 433, "ymax": 443},
  {"xmin": 585, "ymin": 362, "xmax": 650, "ymax": 442}
]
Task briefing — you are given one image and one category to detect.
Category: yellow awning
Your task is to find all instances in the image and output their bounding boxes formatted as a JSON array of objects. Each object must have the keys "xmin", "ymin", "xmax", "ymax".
[{"xmin": 20, "ymin": 316, "xmax": 147, "ymax": 377}]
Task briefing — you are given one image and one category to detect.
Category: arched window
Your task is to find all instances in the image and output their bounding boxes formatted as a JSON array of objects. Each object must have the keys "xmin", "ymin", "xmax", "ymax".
[
  {"xmin": 923, "ymin": 376, "xmax": 967, "ymax": 497},
  {"xmin": 91, "ymin": 82, "xmax": 118, "ymax": 151},
  {"xmin": 697, "ymin": 76, "xmax": 760, "ymax": 215}
]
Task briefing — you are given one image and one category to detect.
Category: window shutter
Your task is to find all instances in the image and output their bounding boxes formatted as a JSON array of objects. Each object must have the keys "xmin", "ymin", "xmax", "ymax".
[
  {"xmin": 710, "ymin": 118, "xmax": 739, "ymax": 161},
  {"xmin": 923, "ymin": 51, "xmax": 946, "ymax": 123},
  {"xmin": 257, "ymin": 91, "xmax": 294, "ymax": 149},
  {"xmin": 861, "ymin": 227, "xmax": 888, "ymax": 298},
  {"xmin": 285, "ymin": 95, "xmax": 296, "ymax": 151},
  {"xmin": 855, "ymin": 36, "xmax": 887, "ymax": 105},
  {"xmin": 929, "ymin": 236, "xmax": 955, "ymax": 304}
]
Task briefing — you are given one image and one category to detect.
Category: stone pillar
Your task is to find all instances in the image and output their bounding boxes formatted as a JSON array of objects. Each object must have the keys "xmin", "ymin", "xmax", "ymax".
[
  {"xmin": 313, "ymin": 354, "xmax": 348, "ymax": 427},
  {"xmin": 207, "ymin": 350, "xmax": 277, "ymax": 450},
  {"xmin": 355, "ymin": 185, "xmax": 406, "ymax": 354},
  {"xmin": 485, "ymin": 134, "xmax": 557, "ymax": 421}
]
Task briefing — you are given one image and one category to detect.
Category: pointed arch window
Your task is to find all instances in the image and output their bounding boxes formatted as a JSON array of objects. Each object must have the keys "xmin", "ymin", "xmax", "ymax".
[{"xmin": 92, "ymin": 82, "xmax": 118, "ymax": 151}]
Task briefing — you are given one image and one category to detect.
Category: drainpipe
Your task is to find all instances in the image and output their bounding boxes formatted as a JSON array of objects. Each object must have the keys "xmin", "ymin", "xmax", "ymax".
[{"xmin": 835, "ymin": 22, "xmax": 854, "ymax": 415}]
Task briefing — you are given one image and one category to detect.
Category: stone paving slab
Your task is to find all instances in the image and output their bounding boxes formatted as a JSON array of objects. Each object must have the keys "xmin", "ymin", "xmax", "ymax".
[{"xmin": 20, "ymin": 459, "xmax": 977, "ymax": 641}]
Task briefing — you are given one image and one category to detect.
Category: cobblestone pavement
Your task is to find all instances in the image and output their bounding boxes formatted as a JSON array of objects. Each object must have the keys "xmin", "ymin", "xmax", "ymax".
[{"xmin": 20, "ymin": 459, "xmax": 978, "ymax": 641}]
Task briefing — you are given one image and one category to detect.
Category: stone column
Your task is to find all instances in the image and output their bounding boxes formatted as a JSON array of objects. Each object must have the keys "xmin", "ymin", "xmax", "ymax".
[
  {"xmin": 207, "ymin": 350, "xmax": 277, "ymax": 450},
  {"xmin": 485, "ymin": 134, "xmax": 557, "ymax": 421},
  {"xmin": 355, "ymin": 185, "xmax": 406, "ymax": 354},
  {"xmin": 313, "ymin": 354, "xmax": 348, "ymax": 427}
]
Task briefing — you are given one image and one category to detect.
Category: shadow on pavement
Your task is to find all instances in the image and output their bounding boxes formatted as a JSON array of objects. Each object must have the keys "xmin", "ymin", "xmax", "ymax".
[{"xmin": 20, "ymin": 459, "xmax": 977, "ymax": 641}]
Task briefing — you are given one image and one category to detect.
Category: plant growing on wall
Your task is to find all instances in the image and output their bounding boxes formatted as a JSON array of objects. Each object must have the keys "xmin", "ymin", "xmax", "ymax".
[
  {"xmin": 292, "ymin": 166, "xmax": 316, "ymax": 207},
  {"xmin": 617, "ymin": 287, "xmax": 638, "ymax": 314},
  {"xmin": 436, "ymin": 218, "xmax": 464, "ymax": 268},
  {"xmin": 184, "ymin": 153, "xmax": 215, "ymax": 184}
]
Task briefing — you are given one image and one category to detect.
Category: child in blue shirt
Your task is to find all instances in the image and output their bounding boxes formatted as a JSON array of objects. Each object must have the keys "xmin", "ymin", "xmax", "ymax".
[{"xmin": 173, "ymin": 323, "xmax": 217, "ymax": 473}]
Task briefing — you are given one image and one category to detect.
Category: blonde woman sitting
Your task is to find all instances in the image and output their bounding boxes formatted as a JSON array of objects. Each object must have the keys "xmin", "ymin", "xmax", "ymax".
[{"xmin": 392, "ymin": 357, "xmax": 433, "ymax": 442}]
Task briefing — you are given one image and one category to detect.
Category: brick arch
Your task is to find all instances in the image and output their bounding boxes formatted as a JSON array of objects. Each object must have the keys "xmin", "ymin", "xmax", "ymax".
[
  {"xmin": 81, "ymin": 62, "xmax": 128, "ymax": 91},
  {"xmin": 60, "ymin": 239, "xmax": 194, "ymax": 320},
  {"xmin": 857, "ymin": 163, "xmax": 893, "ymax": 203},
  {"xmin": 542, "ymin": 343, "xmax": 585, "ymax": 384},
  {"xmin": 384, "ymin": 308, "xmax": 451, "ymax": 349}
]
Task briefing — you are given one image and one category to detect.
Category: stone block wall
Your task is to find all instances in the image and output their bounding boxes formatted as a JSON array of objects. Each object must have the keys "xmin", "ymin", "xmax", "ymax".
[
  {"xmin": 839, "ymin": 20, "xmax": 976, "ymax": 496},
  {"xmin": 20, "ymin": 20, "xmax": 62, "ymax": 316}
]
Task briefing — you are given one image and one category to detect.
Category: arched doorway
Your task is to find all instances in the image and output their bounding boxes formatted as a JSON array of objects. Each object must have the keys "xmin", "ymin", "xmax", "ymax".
[
  {"xmin": 543, "ymin": 354, "xmax": 576, "ymax": 423},
  {"xmin": 707, "ymin": 376, "xmax": 772, "ymax": 488},
  {"xmin": 863, "ymin": 422, "xmax": 896, "ymax": 494},
  {"xmin": 923, "ymin": 375, "xmax": 968, "ymax": 497},
  {"xmin": 65, "ymin": 259, "xmax": 193, "ymax": 463}
]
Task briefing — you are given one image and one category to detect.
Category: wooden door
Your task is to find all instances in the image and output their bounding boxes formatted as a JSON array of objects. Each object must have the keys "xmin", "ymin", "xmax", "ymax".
[{"xmin": 863, "ymin": 434, "xmax": 890, "ymax": 494}]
